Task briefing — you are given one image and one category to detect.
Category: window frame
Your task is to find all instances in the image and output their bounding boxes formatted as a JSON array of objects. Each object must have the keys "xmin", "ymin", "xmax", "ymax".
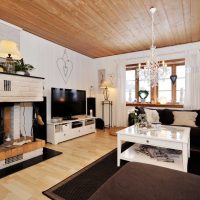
[{"xmin": 126, "ymin": 58, "xmax": 185, "ymax": 107}]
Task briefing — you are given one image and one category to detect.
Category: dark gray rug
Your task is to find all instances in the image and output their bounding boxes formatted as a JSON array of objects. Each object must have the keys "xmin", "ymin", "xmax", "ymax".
[
  {"xmin": 0, "ymin": 147, "xmax": 62, "ymax": 178},
  {"xmin": 43, "ymin": 143, "xmax": 200, "ymax": 200}
]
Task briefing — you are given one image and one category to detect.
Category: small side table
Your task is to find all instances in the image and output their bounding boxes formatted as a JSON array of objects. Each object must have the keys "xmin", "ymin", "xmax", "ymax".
[{"xmin": 102, "ymin": 100, "xmax": 112, "ymax": 128}]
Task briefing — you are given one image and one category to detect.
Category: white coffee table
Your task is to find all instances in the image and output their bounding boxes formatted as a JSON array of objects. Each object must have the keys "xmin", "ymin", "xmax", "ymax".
[{"xmin": 117, "ymin": 125, "xmax": 190, "ymax": 172}]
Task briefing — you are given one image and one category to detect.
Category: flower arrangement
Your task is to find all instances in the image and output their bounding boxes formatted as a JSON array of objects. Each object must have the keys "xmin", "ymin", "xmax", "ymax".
[
  {"xmin": 129, "ymin": 108, "xmax": 147, "ymax": 123},
  {"xmin": 128, "ymin": 108, "xmax": 139, "ymax": 126},
  {"xmin": 128, "ymin": 108, "xmax": 153, "ymax": 129}
]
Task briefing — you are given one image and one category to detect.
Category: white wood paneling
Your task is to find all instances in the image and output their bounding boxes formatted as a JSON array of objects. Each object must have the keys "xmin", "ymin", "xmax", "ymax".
[{"xmin": 0, "ymin": 74, "xmax": 44, "ymax": 102}]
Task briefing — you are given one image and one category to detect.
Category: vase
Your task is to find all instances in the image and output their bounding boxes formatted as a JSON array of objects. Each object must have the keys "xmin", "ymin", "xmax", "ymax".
[{"xmin": 134, "ymin": 118, "xmax": 139, "ymax": 131}]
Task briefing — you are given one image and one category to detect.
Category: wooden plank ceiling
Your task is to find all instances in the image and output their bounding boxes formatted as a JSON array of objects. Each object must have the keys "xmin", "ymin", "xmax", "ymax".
[{"xmin": 0, "ymin": 0, "xmax": 200, "ymax": 58}]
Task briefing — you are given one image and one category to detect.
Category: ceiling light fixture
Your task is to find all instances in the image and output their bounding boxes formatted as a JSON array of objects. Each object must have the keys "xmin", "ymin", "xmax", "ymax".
[{"xmin": 137, "ymin": 7, "xmax": 168, "ymax": 87}]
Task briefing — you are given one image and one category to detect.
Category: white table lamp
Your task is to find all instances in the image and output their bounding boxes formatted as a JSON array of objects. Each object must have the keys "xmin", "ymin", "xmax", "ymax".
[
  {"xmin": 0, "ymin": 40, "xmax": 21, "ymax": 73},
  {"xmin": 100, "ymin": 80, "xmax": 114, "ymax": 101}
]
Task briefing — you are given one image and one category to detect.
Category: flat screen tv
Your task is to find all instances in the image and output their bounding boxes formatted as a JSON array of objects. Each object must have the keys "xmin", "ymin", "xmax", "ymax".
[{"xmin": 51, "ymin": 88, "xmax": 86, "ymax": 119}]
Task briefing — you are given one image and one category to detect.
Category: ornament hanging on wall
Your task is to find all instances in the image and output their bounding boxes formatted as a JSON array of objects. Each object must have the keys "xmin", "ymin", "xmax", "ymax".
[
  {"xmin": 170, "ymin": 75, "xmax": 177, "ymax": 85},
  {"xmin": 56, "ymin": 49, "xmax": 73, "ymax": 84}
]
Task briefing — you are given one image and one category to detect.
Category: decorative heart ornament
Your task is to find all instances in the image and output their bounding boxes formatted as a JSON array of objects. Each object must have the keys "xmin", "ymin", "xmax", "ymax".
[
  {"xmin": 138, "ymin": 90, "xmax": 149, "ymax": 100},
  {"xmin": 170, "ymin": 75, "xmax": 177, "ymax": 85},
  {"xmin": 56, "ymin": 50, "xmax": 73, "ymax": 84}
]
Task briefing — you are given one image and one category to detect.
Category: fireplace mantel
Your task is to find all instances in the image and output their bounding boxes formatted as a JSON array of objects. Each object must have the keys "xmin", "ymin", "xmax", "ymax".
[{"xmin": 0, "ymin": 72, "xmax": 44, "ymax": 102}]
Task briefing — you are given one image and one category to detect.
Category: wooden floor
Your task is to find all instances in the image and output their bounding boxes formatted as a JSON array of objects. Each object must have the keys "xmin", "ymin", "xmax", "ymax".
[{"xmin": 0, "ymin": 129, "xmax": 119, "ymax": 200}]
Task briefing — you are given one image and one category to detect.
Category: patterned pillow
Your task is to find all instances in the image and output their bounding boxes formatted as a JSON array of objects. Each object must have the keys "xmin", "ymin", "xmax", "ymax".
[{"xmin": 144, "ymin": 109, "xmax": 160, "ymax": 123}]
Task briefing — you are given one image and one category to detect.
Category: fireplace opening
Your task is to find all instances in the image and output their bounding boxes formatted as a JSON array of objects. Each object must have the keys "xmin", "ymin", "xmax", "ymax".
[{"xmin": 0, "ymin": 103, "xmax": 14, "ymax": 145}]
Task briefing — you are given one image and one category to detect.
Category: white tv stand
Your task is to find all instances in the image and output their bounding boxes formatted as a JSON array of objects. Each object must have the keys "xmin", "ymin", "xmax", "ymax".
[{"xmin": 47, "ymin": 116, "xmax": 96, "ymax": 144}]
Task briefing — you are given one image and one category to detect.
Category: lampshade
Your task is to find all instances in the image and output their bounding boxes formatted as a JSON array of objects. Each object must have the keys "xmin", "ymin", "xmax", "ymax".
[
  {"xmin": 100, "ymin": 79, "xmax": 114, "ymax": 101},
  {"xmin": 100, "ymin": 80, "xmax": 114, "ymax": 89},
  {"xmin": 0, "ymin": 40, "xmax": 21, "ymax": 60}
]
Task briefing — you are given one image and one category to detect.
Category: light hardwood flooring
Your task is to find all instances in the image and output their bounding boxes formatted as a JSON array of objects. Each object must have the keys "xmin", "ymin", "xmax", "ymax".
[{"xmin": 0, "ymin": 129, "xmax": 119, "ymax": 200}]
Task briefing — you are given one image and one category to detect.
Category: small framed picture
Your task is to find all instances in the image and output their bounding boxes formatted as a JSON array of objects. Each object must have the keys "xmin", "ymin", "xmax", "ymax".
[
  {"xmin": 107, "ymin": 73, "xmax": 115, "ymax": 87},
  {"xmin": 98, "ymin": 69, "xmax": 105, "ymax": 88}
]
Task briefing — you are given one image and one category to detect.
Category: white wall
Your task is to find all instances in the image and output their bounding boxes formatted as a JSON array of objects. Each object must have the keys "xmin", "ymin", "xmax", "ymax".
[
  {"xmin": 19, "ymin": 30, "xmax": 96, "ymax": 135},
  {"xmin": 0, "ymin": 20, "xmax": 21, "ymax": 47},
  {"xmin": 93, "ymin": 42, "xmax": 200, "ymax": 126},
  {"xmin": 20, "ymin": 31, "xmax": 94, "ymax": 120},
  {"xmin": 0, "ymin": 20, "xmax": 21, "ymax": 63}
]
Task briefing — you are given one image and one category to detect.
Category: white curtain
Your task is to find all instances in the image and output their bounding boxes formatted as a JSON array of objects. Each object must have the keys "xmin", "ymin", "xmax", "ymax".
[
  {"xmin": 184, "ymin": 50, "xmax": 200, "ymax": 109},
  {"xmin": 115, "ymin": 63, "xmax": 127, "ymax": 127}
]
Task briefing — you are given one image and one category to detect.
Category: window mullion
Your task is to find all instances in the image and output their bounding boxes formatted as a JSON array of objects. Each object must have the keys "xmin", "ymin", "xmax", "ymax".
[
  {"xmin": 135, "ymin": 70, "xmax": 139, "ymax": 101},
  {"xmin": 172, "ymin": 65, "xmax": 176, "ymax": 103}
]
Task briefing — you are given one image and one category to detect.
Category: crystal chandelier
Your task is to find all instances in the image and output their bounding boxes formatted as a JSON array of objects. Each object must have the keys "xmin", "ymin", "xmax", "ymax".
[{"xmin": 137, "ymin": 7, "xmax": 168, "ymax": 87}]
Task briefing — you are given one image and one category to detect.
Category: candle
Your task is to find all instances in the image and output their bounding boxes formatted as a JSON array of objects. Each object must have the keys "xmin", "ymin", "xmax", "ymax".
[
  {"xmin": 138, "ymin": 63, "xmax": 141, "ymax": 70},
  {"xmin": 90, "ymin": 109, "xmax": 93, "ymax": 117}
]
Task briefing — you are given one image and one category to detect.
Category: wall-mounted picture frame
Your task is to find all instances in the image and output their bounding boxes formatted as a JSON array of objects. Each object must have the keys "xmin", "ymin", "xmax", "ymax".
[
  {"xmin": 98, "ymin": 69, "xmax": 105, "ymax": 88},
  {"xmin": 107, "ymin": 73, "xmax": 115, "ymax": 87}
]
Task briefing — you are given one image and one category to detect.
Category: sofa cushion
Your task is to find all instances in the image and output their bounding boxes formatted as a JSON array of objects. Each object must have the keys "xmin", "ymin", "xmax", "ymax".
[
  {"xmin": 171, "ymin": 109, "xmax": 200, "ymax": 127},
  {"xmin": 144, "ymin": 108, "xmax": 160, "ymax": 123},
  {"xmin": 172, "ymin": 111, "xmax": 197, "ymax": 127},
  {"xmin": 157, "ymin": 109, "xmax": 174, "ymax": 125},
  {"xmin": 190, "ymin": 127, "xmax": 200, "ymax": 146},
  {"xmin": 195, "ymin": 110, "xmax": 200, "ymax": 127}
]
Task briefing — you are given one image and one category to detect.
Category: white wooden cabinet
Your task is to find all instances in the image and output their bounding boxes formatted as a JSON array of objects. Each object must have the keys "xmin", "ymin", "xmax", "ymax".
[
  {"xmin": 47, "ymin": 117, "xmax": 96, "ymax": 144},
  {"xmin": 0, "ymin": 73, "xmax": 44, "ymax": 102}
]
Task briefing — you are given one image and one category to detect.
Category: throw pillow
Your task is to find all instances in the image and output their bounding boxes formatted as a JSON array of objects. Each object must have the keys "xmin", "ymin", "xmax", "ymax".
[
  {"xmin": 157, "ymin": 109, "xmax": 174, "ymax": 125},
  {"xmin": 172, "ymin": 111, "xmax": 197, "ymax": 127},
  {"xmin": 144, "ymin": 109, "xmax": 160, "ymax": 123}
]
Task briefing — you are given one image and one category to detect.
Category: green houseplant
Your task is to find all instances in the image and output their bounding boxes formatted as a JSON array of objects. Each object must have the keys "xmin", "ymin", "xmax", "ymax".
[
  {"xmin": 15, "ymin": 58, "xmax": 34, "ymax": 75},
  {"xmin": 128, "ymin": 109, "xmax": 138, "ymax": 126}
]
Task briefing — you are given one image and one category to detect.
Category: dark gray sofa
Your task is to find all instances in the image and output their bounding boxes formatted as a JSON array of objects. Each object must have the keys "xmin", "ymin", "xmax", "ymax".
[
  {"xmin": 128, "ymin": 107, "xmax": 200, "ymax": 148},
  {"xmin": 89, "ymin": 162, "xmax": 200, "ymax": 200}
]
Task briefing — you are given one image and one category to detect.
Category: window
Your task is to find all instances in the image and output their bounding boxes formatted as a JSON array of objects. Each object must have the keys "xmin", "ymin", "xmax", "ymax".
[
  {"xmin": 126, "ymin": 59, "xmax": 185, "ymax": 105},
  {"xmin": 139, "ymin": 69, "xmax": 151, "ymax": 102},
  {"xmin": 126, "ymin": 70, "xmax": 135, "ymax": 102},
  {"xmin": 158, "ymin": 67, "xmax": 172, "ymax": 102}
]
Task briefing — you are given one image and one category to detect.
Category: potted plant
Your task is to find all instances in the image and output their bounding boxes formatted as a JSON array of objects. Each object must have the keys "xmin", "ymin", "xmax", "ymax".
[
  {"xmin": 15, "ymin": 58, "xmax": 34, "ymax": 75},
  {"xmin": 128, "ymin": 109, "xmax": 138, "ymax": 126}
]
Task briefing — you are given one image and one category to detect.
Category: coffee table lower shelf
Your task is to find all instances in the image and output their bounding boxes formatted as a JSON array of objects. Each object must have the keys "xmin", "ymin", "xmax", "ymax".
[{"xmin": 120, "ymin": 144, "xmax": 184, "ymax": 172}]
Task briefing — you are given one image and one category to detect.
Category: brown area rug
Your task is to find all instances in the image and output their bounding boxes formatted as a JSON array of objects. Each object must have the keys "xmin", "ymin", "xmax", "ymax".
[
  {"xmin": 43, "ymin": 143, "xmax": 200, "ymax": 200},
  {"xmin": 42, "ymin": 143, "xmax": 131, "ymax": 200}
]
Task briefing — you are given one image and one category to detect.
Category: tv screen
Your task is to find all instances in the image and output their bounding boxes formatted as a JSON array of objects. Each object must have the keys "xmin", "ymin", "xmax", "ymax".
[{"xmin": 51, "ymin": 88, "xmax": 86, "ymax": 118}]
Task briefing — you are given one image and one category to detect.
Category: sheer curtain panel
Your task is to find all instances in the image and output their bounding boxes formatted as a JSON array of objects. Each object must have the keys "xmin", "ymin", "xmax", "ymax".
[{"xmin": 184, "ymin": 50, "xmax": 200, "ymax": 109}]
